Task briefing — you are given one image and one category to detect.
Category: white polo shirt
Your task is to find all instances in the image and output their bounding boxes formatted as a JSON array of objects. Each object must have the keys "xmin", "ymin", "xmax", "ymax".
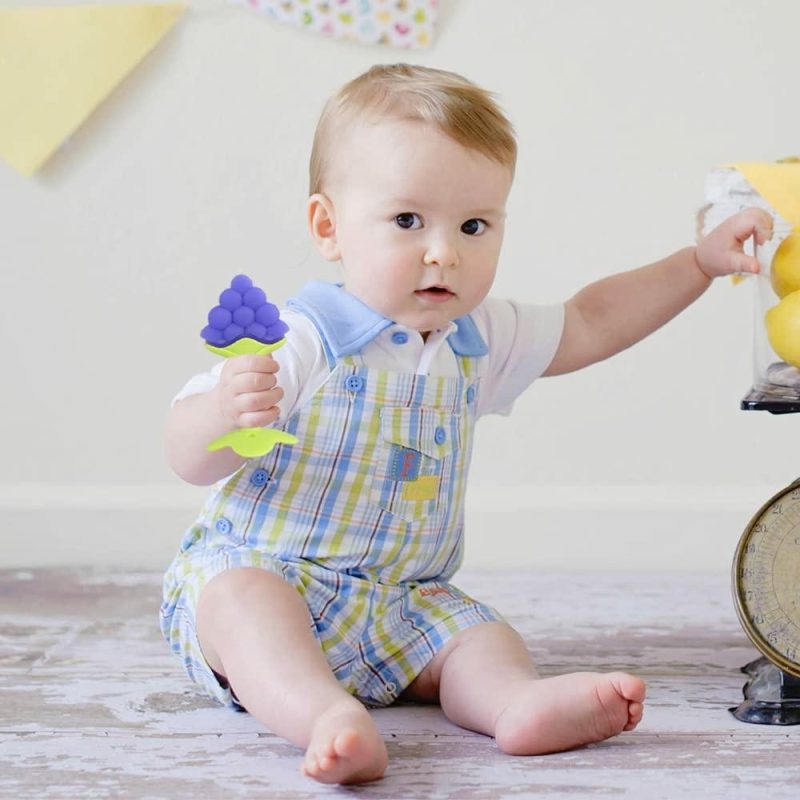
[{"xmin": 174, "ymin": 282, "xmax": 564, "ymax": 421}]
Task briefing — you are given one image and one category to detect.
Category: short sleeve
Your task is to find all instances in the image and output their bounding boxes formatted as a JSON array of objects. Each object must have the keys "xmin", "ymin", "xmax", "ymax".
[
  {"xmin": 170, "ymin": 309, "xmax": 330, "ymax": 423},
  {"xmin": 171, "ymin": 360, "xmax": 224, "ymax": 407},
  {"xmin": 471, "ymin": 297, "xmax": 565, "ymax": 417}
]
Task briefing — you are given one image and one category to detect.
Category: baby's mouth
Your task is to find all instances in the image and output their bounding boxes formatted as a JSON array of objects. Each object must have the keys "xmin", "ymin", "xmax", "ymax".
[{"xmin": 415, "ymin": 286, "xmax": 455, "ymax": 302}]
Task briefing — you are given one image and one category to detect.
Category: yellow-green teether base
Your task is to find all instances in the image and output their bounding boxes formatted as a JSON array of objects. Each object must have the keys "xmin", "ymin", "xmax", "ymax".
[
  {"xmin": 205, "ymin": 337, "xmax": 287, "ymax": 358},
  {"xmin": 208, "ymin": 427, "xmax": 298, "ymax": 458}
]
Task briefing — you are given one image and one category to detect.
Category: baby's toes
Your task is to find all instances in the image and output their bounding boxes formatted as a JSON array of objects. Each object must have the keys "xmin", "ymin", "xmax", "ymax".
[
  {"xmin": 615, "ymin": 673, "xmax": 647, "ymax": 704},
  {"xmin": 623, "ymin": 701, "xmax": 644, "ymax": 731},
  {"xmin": 334, "ymin": 729, "xmax": 361, "ymax": 759},
  {"xmin": 322, "ymin": 737, "xmax": 337, "ymax": 758},
  {"xmin": 302, "ymin": 754, "xmax": 319, "ymax": 779},
  {"xmin": 303, "ymin": 742, "xmax": 332, "ymax": 778},
  {"xmin": 319, "ymin": 753, "xmax": 338, "ymax": 772}
]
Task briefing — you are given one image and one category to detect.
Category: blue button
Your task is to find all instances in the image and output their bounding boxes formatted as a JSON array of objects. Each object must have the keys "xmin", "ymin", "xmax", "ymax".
[
  {"xmin": 215, "ymin": 517, "xmax": 232, "ymax": 534},
  {"xmin": 466, "ymin": 385, "xmax": 475, "ymax": 404},
  {"xmin": 345, "ymin": 375, "xmax": 364, "ymax": 392},
  {"xmin": 250, "ymin": 468, "xmax": 269, "ymax": 487},
  {"xmin": 391, "ymin": 331, "xmax": 408, "ymax": 345},
  {"xmin": 434, "ymin": 426, "xmax": 447, "ymax": 445}
]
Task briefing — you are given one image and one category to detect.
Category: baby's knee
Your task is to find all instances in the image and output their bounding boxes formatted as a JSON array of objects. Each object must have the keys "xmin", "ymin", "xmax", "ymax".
[
  {"xmin": 199, "ymin": 567, "xmax": 290, "ymax": 614},
  {"xmin": 453, "ymin": 620, "xmax": 525, "ymax": 651}
]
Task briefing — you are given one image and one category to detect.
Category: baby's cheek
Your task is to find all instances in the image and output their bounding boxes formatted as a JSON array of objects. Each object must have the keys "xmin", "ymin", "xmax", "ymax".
[{"xmin": 475, "ymin": 265, "xmax": 499, "ymax": 296}]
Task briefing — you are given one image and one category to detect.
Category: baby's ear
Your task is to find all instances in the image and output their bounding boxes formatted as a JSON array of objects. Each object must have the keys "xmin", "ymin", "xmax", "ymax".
[{"xmin": 307, "ymin": 193, "xmax": 341, "ymax": 261}]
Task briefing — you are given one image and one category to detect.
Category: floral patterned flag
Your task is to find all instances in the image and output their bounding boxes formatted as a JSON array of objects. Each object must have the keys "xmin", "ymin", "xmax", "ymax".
[{"xmin": 236, "ymin": 0, "xmax": 438, "ymax": 49}]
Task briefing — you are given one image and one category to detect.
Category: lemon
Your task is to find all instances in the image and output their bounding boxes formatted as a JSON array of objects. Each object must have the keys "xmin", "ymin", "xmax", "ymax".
[
  {"xmin": 769, "ymin": 233, "xmax": 800, "ymax": 298},
  {"xmin": 766, "ymin": 290, "xmax": 800, "ymax": 367}
]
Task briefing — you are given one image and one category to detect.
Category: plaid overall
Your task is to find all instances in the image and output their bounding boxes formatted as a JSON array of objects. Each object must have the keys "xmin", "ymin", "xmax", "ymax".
[{"xmin": 161, "ymin": 299, "xmax": 503, "ymax": 708}]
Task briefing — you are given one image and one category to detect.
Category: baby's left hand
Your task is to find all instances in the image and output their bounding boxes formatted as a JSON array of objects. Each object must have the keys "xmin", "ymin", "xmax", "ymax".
[{"xmin": 695, "ymin": 207, "xmax": 774, "ymax": 279}]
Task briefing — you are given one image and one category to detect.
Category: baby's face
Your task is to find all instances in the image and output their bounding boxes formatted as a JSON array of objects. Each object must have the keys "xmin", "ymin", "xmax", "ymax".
[{"xmin": 319, "ymin": 119, "xmax": 512, "ymax": 334}]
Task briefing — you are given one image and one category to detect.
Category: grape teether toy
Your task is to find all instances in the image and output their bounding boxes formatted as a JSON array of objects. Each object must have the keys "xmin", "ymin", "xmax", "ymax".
[{"xmin": 201, "ymin": 274, "xmax": 298, "ymax": 458}]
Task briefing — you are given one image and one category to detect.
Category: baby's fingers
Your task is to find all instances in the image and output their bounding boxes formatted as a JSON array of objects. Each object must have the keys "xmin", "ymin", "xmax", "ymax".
[
  {"xmin": 729, "ymin": 250, "xmax": 760, "ymax": 275},
  {"xmin": 225, "ymin": 353, "xmax": 280, "ymax": 375},
  {"xmin": 232, "ymin": 370, "xmax": 278, "ymax": 395},
  {"xmin": 734, "ymin": 208, "xmax": 774, "ymax": 246},
  {"xmin": 232, "ymin": 386, "xmax": 284, "ymax": 427},
  {"xmin": 237, "ymin": 405, "xmax": 281, "ymax": 429}
]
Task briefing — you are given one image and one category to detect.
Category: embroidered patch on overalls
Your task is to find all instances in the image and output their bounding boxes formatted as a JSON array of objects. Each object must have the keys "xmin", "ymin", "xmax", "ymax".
[{"xmin": 387, "ymin": 445, "xmax": 422, "ymax": 481}]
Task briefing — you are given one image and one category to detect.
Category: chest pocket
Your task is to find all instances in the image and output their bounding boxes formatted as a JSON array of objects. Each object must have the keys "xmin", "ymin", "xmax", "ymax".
[{"xmin": 372, "ymin": 406, "xmax": 460, "ymax": 524}]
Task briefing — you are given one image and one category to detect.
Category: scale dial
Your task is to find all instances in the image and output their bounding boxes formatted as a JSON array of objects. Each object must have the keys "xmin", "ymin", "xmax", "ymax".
[{"xmin": 733, "ymin": 479, "xmax": 800, "ymax": 678}]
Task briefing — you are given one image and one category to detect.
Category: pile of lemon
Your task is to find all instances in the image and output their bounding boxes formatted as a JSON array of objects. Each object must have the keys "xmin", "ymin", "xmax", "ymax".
[{"xmin": 766, "ymin": 234, "xmax": 800, "ymax": 367}]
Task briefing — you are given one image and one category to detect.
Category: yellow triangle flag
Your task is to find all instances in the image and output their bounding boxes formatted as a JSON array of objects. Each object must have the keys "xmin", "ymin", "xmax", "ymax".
[
  {"xmin": 733, "ymin": 161, "xmax": 800, "ymax": 228},
  {"xmin": 0, "ymin": 3, "xmax": 186, "ymax": 176}
]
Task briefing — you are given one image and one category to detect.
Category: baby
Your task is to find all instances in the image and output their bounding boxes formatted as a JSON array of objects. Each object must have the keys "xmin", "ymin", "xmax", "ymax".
[{"xmin": 162, "ymin": 64, "xmax": 771, "ymax": 785}]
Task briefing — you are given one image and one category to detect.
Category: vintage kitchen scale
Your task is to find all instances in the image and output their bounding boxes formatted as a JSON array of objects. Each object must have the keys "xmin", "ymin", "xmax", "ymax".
[
  {"xmin": 731, "ymin": 478, "xmax": 800, "ymax": 724},
  {"xmin": 728, "ymin": 171, "xmax": 800, "ymax": 724}
]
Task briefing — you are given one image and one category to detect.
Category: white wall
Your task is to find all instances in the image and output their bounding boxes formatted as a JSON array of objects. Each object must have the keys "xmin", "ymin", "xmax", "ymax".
[{"xmin": 2, "ymin": 0, "xmax": 799, "ymax": 571}]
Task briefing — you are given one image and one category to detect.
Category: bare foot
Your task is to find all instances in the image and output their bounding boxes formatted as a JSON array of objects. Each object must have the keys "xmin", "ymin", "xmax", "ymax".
[
  {"xmin": 493, "ymin": 671, "xmax": 646, "ymax": 755},
  {"xmin": 301, "ymin": 699, "xmax": 388, "ymax": 785}
]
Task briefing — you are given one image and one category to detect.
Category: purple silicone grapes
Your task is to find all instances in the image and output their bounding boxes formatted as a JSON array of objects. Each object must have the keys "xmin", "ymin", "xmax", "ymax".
[{"xmin": 201, "ymin": 274, "xmax": 288, "ymax": 348}]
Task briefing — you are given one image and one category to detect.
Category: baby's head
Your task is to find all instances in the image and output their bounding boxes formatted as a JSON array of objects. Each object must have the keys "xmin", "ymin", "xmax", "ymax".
[
  {"xmin": 308, "ymin": 64, "xmax": 517, "ymax": 336},
  {"xmin": 309, "ymin": 63, "xmax": 516, "ymax": 195}
]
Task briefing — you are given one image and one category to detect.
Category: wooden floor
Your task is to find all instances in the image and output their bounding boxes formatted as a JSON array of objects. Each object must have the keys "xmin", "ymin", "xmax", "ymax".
[{"xmin": 1, "ymin": 568, "xmax": 798, "ymax": 799}]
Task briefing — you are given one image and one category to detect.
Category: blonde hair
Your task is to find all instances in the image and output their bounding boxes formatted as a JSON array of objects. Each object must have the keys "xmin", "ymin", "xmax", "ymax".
[{"xmin": 309, "ymin": 63, "xmax": 517, "ymax": 194}]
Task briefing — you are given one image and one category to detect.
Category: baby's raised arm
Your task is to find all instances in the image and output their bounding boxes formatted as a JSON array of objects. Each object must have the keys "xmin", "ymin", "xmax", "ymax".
[{"xmin": 543, "ymin": 208, "xmax": 773, "ymax": 376}]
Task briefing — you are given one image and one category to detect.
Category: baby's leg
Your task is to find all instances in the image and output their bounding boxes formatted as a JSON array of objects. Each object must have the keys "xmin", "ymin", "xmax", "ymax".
[
  {"xmin": 428, "ymin": 622, "xmax": 646, "ymax": 755},
  {"xmin": 196, "ymin": 567, "xmax": 387, "ymax": 784}
]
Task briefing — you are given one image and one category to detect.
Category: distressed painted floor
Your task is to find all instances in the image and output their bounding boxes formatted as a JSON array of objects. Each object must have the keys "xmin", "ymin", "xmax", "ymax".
[{"xmin": 1, "ymin": 569, "xmax": 798, "ymax": 799}]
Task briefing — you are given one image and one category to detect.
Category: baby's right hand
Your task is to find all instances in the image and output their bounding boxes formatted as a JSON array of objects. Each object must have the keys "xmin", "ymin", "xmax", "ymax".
[{"xmin": 217, "ymin": 354, "xmax": 283, "ymax": 429}]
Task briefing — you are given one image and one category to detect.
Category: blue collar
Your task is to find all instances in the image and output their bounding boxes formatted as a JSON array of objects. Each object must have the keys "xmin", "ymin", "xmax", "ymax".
[{"xmin": 287, "ymin": 281, "xmax": 488, "ymax": 358}]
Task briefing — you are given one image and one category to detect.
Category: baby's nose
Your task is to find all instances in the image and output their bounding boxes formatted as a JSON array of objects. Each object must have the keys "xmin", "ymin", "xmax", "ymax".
[{"xmin": 423, "ymin": 237, "xmax": 459, "ymax": 268}]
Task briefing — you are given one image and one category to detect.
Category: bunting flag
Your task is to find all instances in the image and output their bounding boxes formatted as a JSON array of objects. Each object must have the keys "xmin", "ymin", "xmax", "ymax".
[
  {"xmin": 236, "ymin": 0, "xmax": 438, "ymax": 49},
  {"xmin": 733, "ymin": 162, "xmax": 800, "ymax": 229},
  {"xmin": 0, "ymin": 3, "xmax": 186, "ymax": 176}
]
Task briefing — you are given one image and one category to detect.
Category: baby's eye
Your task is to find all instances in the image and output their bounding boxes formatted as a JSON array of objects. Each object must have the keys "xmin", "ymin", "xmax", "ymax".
[
  {"xmin": 395, "ymin": 213, "xmax": 423, "ymax": 230},
  {"xmin": 461, "ymin": 218, "xmax": 487, "ymax": 236}
]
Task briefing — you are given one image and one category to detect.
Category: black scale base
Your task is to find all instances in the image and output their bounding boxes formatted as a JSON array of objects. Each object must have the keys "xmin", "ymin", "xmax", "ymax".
[{"xmin": 730, "ymin": 657, "xmax": 800, "ymax": 725}]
